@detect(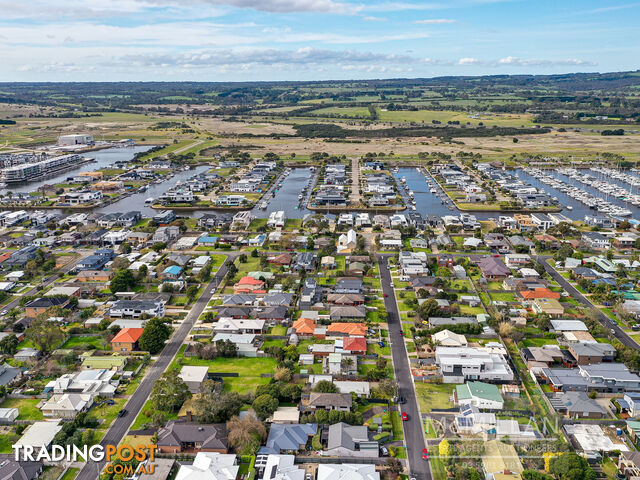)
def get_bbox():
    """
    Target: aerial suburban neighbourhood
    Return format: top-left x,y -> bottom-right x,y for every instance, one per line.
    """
2,3 -> 640,480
